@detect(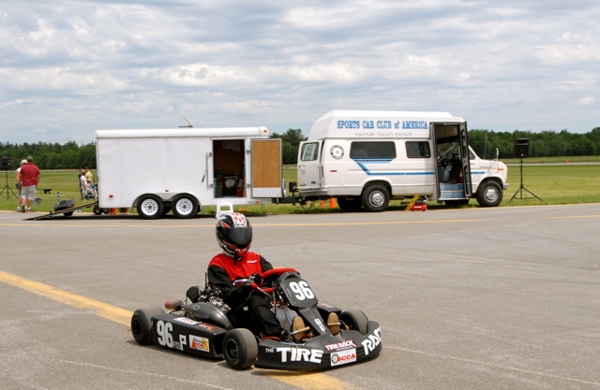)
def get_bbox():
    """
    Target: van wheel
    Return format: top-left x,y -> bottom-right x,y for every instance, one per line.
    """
137,195 -> 164,219
361,185 -> 389,212
172,196 -> 198,218
476,180 -> 503,207
337,197 -> 362,212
